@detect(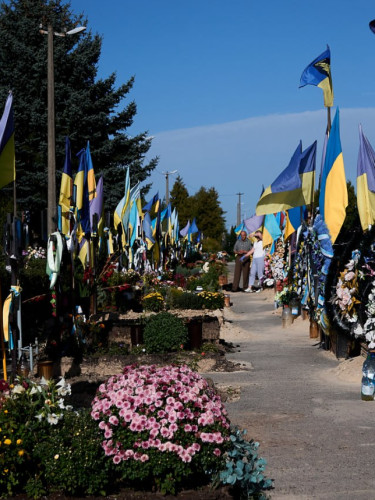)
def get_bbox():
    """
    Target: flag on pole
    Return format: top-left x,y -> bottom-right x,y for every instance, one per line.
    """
58,137 -> 73,235
357,125 -> 375,231
114,167 -> 130,230
0,92 -> 15,189
319,108 -> 347,243
143,212 -> 155,249
262,213 -> 282,250
143,192 -> 159,213
284,206 -> 305,240
300,46 -> 333,107
180,220 -> 190,237
244,214 -> 264,234
256,141 -> 316,215
89,176 -> 104,236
